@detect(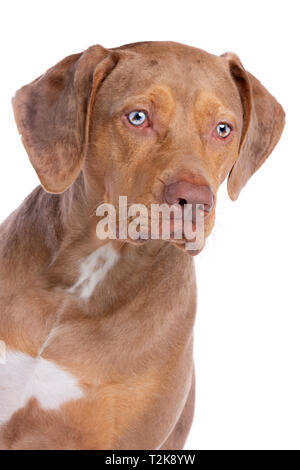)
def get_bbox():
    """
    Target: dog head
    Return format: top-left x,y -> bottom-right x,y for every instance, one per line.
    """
13,42 -> 285,253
